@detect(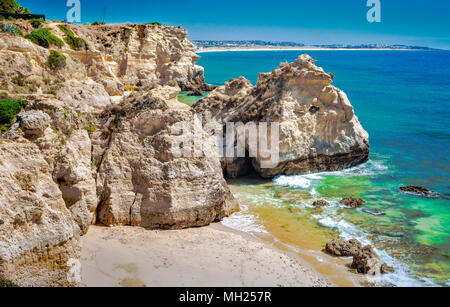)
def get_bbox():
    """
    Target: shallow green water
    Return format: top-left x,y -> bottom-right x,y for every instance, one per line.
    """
177,91 -> 208,106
